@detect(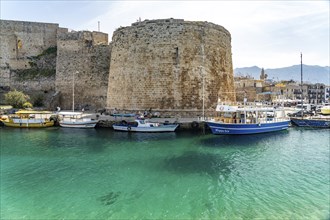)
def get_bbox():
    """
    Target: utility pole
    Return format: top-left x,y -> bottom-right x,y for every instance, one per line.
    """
98,21 -> 100,32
